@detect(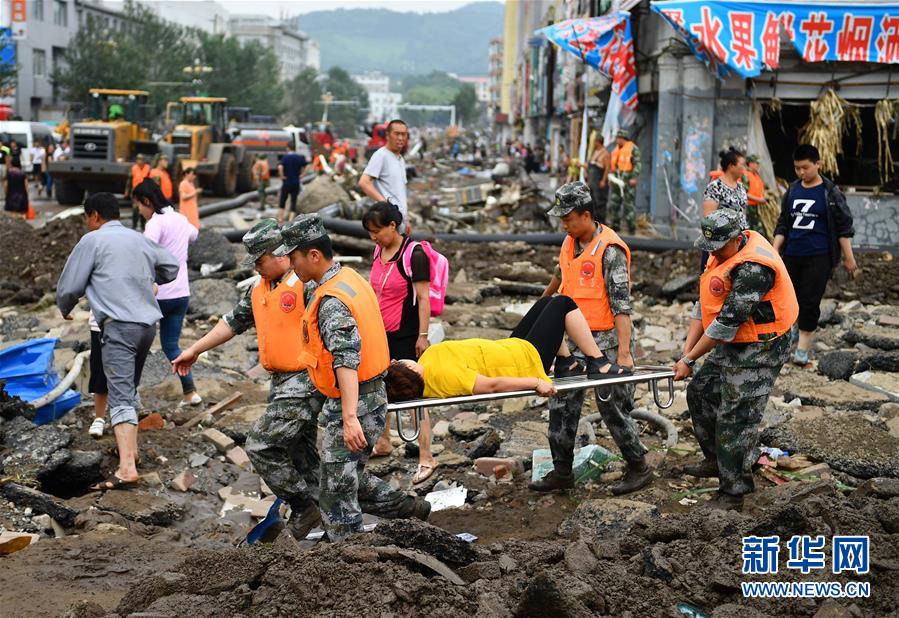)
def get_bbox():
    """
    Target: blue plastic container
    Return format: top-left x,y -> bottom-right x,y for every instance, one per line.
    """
0,338 -> 81,425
